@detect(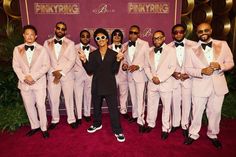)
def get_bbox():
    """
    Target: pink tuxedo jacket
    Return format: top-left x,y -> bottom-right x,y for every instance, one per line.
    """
74,43 -> 96,80
123,38 -> 149,83
168,39 -> 197,89
43,37 -> 76,82
108,44 -> 128,83
12,42 -> 50,91
144,44 -> 176,92
185,39 -> 234,97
